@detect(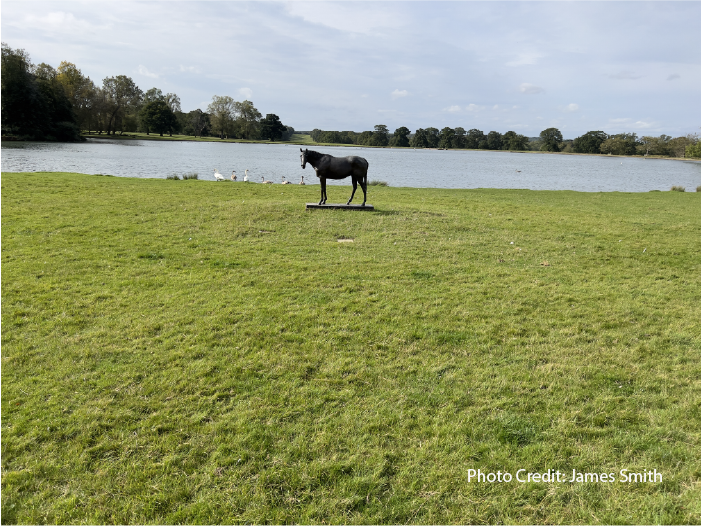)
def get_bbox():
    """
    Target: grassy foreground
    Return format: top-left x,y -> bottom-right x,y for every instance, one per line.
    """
2,173 -> 700,524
